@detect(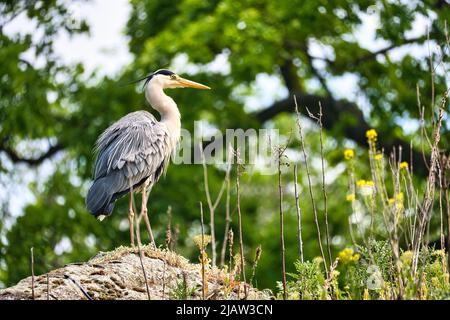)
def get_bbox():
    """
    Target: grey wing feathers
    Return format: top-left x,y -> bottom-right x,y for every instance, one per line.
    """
94,111 -> 171,190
